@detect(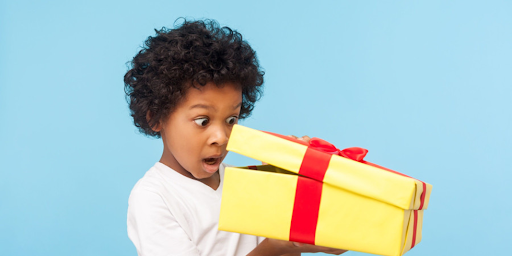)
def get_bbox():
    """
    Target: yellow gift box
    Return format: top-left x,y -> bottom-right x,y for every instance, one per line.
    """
219,125 -> 432,256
